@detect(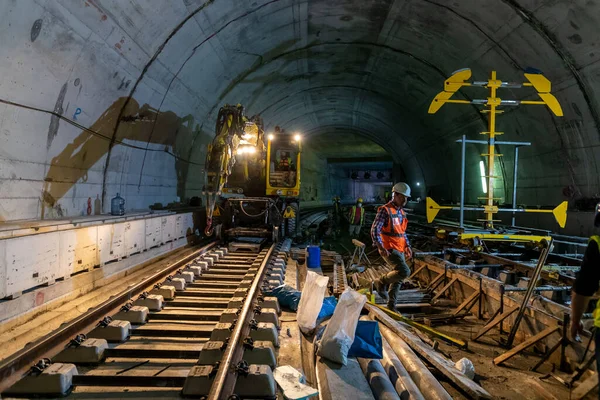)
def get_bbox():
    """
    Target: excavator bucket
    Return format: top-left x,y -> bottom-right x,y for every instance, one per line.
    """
426,197 -> 441,223
552,201 -> 568,228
